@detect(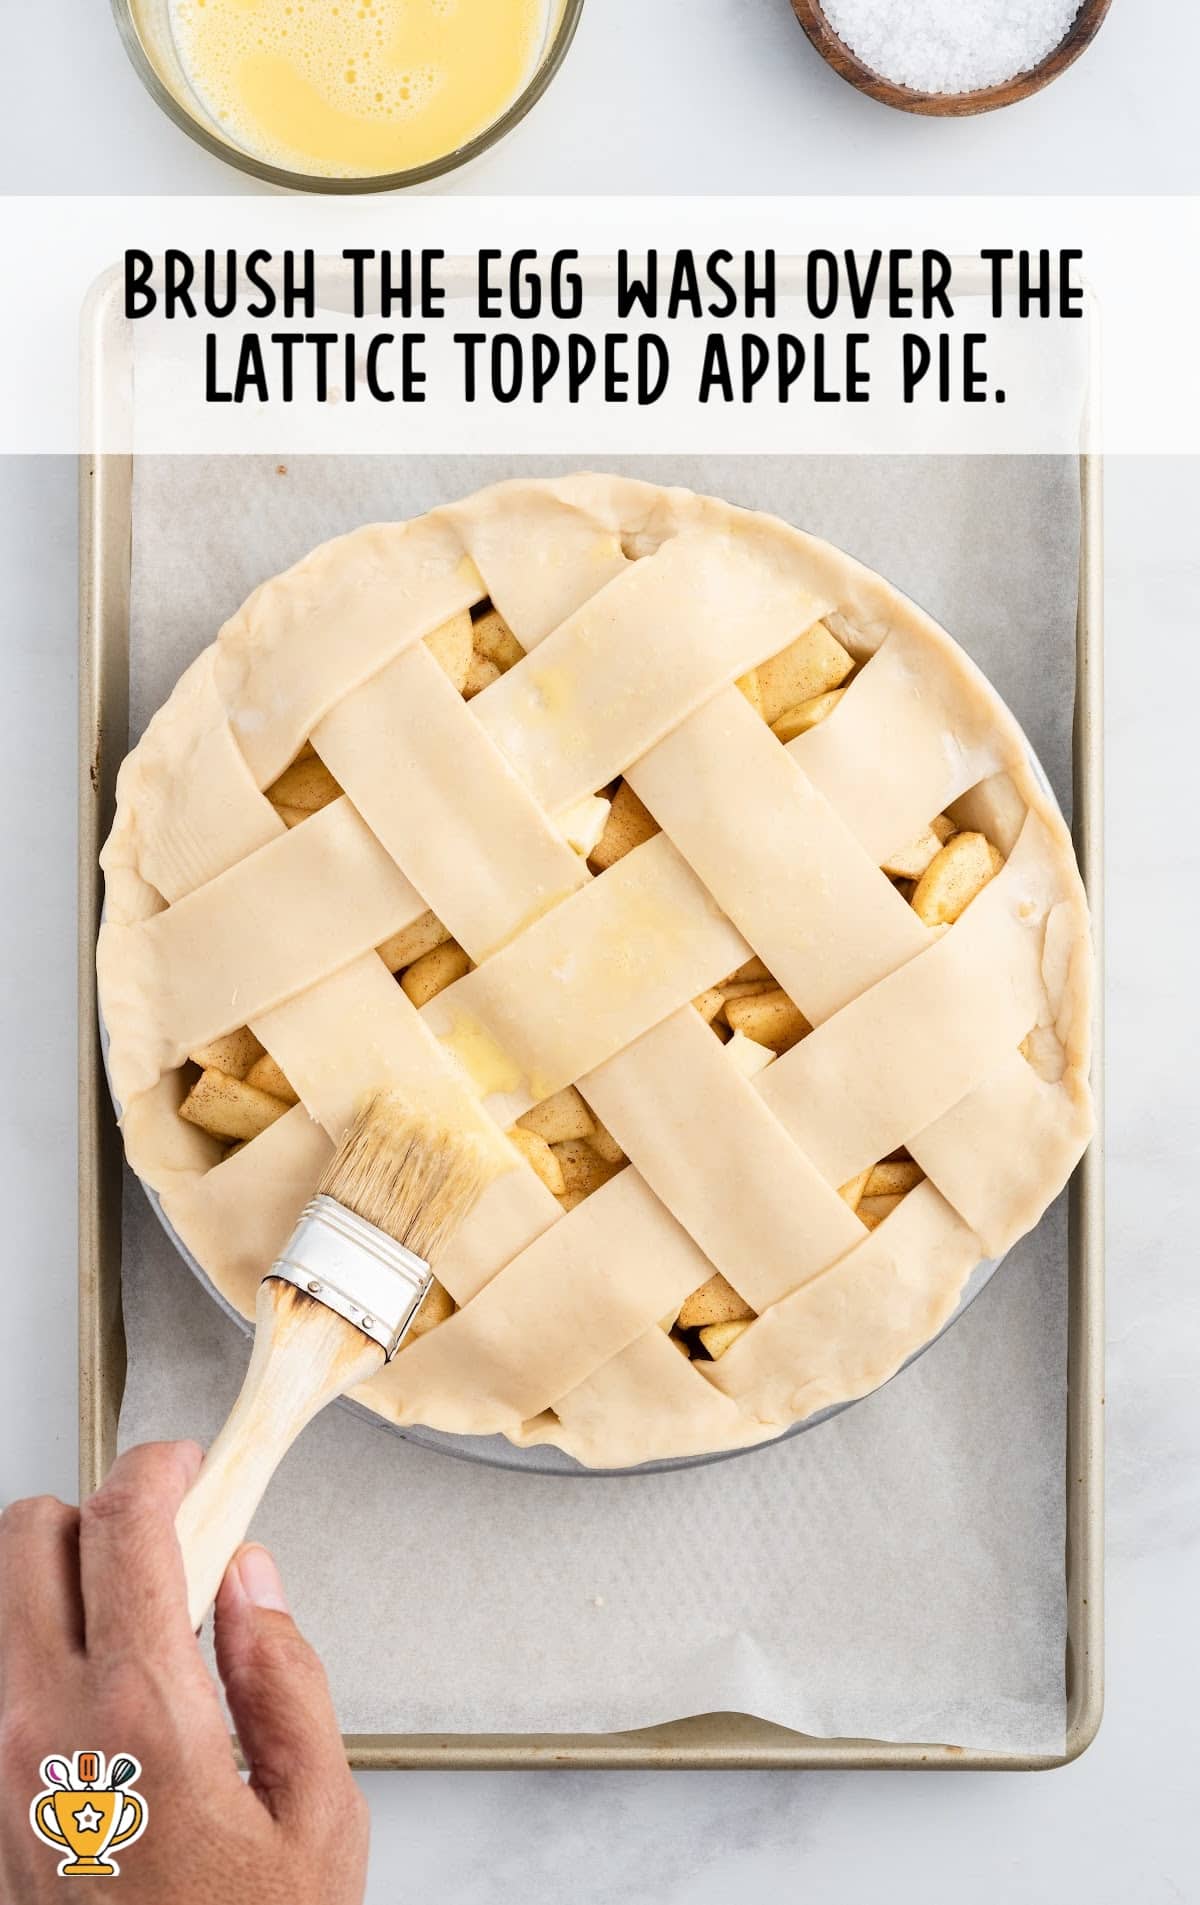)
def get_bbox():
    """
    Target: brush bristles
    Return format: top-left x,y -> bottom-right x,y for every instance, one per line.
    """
319,1094 -> 492,1266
